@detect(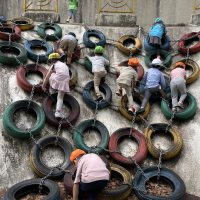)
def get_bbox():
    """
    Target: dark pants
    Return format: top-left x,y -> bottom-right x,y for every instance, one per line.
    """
78,180 -> 108,200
